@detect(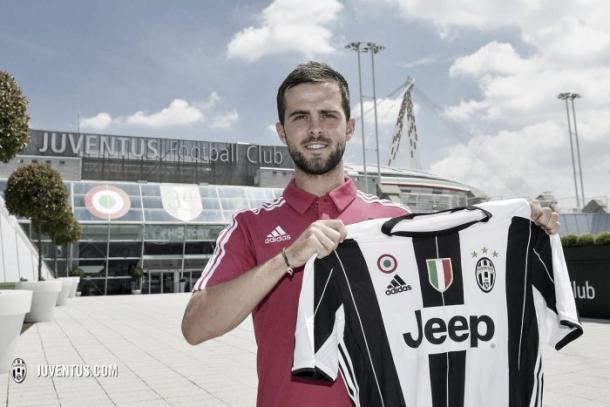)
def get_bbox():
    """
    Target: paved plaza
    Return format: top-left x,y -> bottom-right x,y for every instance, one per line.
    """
1,293 -> 608,407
